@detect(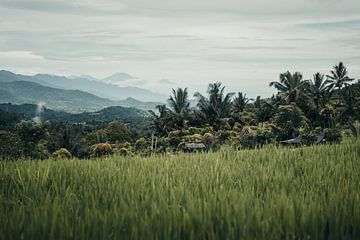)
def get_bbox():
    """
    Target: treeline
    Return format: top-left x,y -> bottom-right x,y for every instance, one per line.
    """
148,62 -> 359,151
0,62 -> 359,159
